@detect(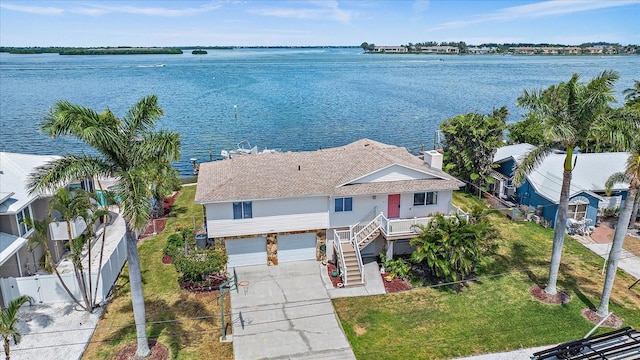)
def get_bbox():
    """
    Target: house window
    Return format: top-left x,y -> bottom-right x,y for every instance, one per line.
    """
413,192 -> 437,206
16,205 -> 33,237
568,203 -> 588,220
233,202 -> 252,219
335,197 -> 353,212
